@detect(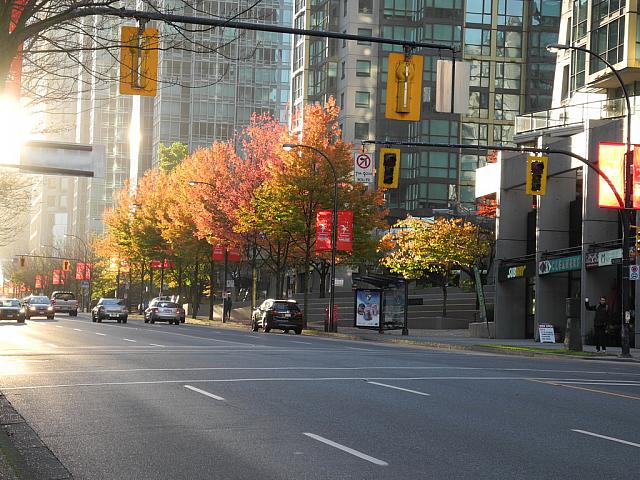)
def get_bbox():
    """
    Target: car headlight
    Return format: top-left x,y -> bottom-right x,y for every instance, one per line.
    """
19,308 -> 25,313
47,306 -> 54,311
29,306 -> 36,311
